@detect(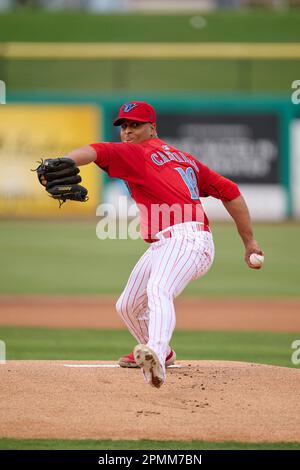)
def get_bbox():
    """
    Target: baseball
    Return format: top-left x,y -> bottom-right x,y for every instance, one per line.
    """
249,253 -> 264,267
